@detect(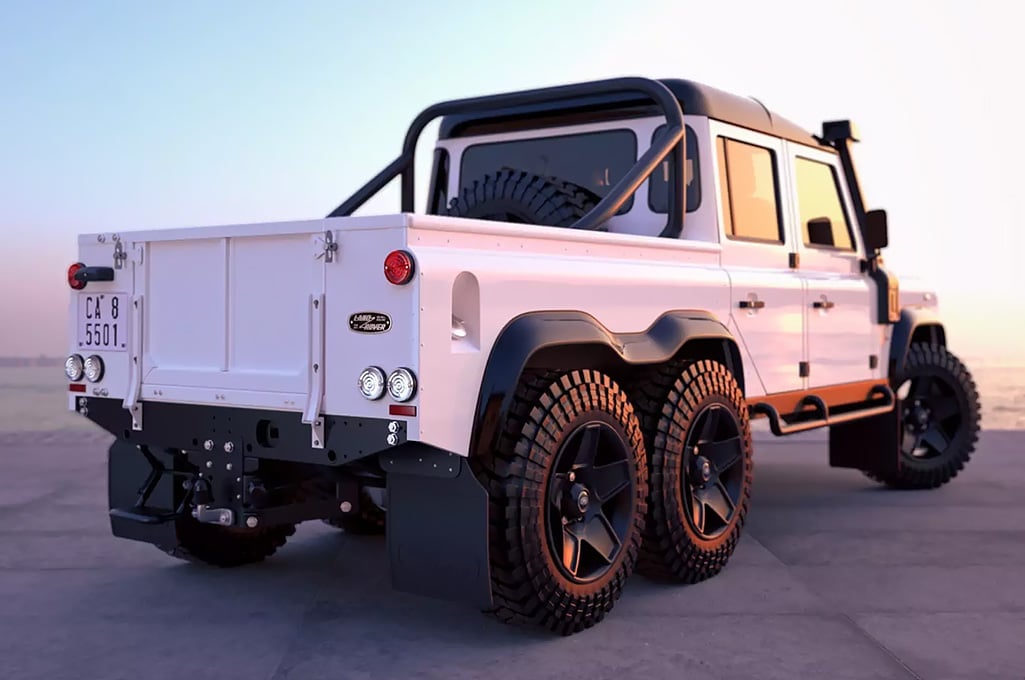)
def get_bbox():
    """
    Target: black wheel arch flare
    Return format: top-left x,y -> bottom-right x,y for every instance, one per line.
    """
467,310 -> 743,459
888,307 -> 947,382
